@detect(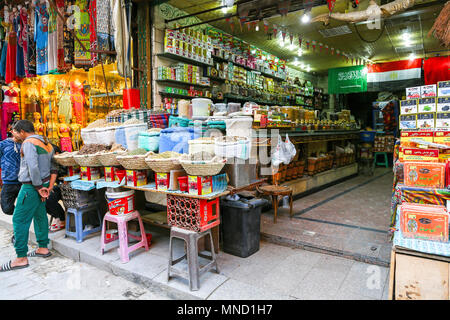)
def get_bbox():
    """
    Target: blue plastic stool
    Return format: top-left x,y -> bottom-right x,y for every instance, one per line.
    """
65,202 -> 103,243
373,152 -> 389,168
